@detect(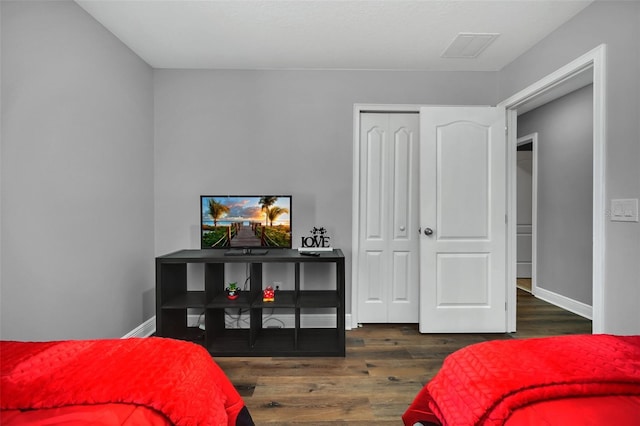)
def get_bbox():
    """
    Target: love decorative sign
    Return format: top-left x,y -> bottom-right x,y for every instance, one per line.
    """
300,226 -> 331,249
